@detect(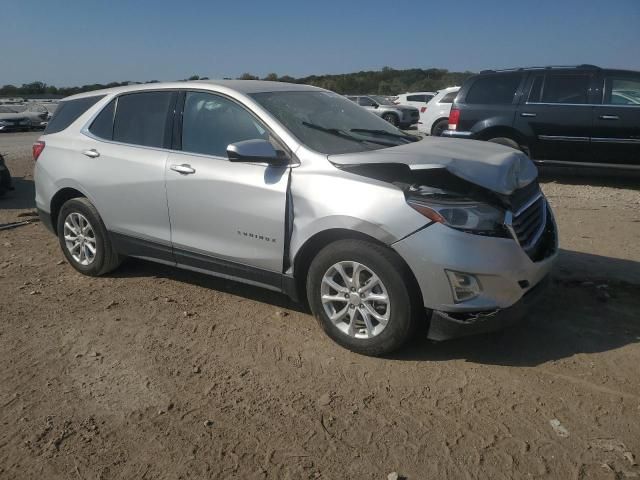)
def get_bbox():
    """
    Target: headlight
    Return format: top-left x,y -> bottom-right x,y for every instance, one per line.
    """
407,198 -> 507,236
